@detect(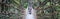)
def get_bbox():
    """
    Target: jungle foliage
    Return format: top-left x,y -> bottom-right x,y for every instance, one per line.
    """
0,0 -> 60,19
